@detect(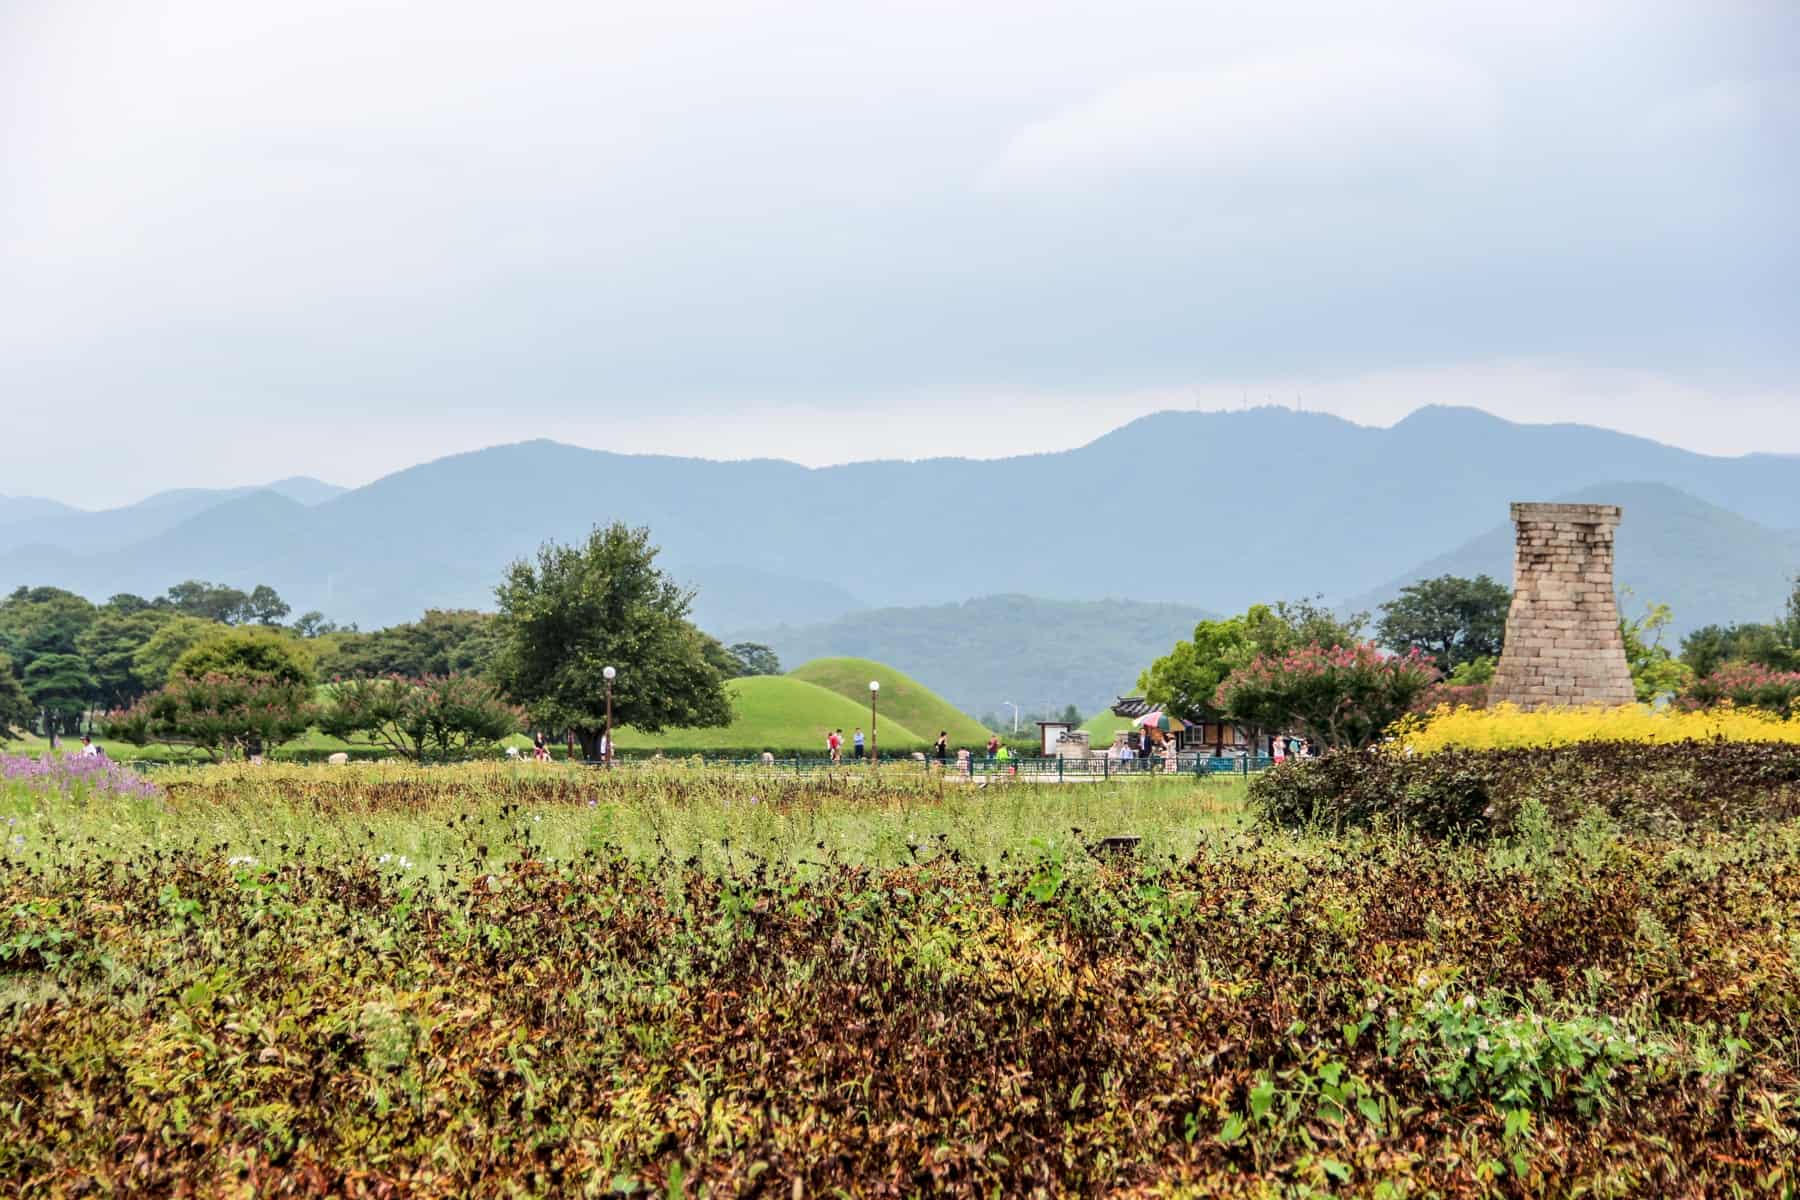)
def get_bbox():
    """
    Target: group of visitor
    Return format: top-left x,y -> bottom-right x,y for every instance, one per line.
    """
825,728 -> 868,762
